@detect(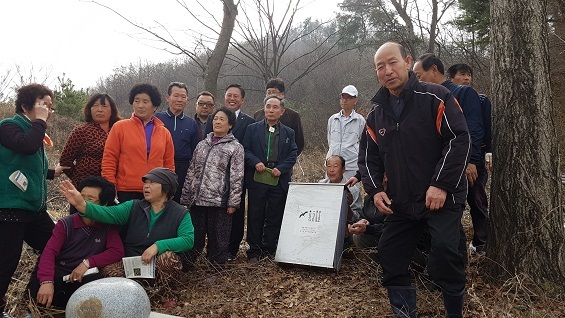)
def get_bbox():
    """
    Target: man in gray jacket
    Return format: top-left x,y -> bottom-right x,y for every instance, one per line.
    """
326,85 -> 366,180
